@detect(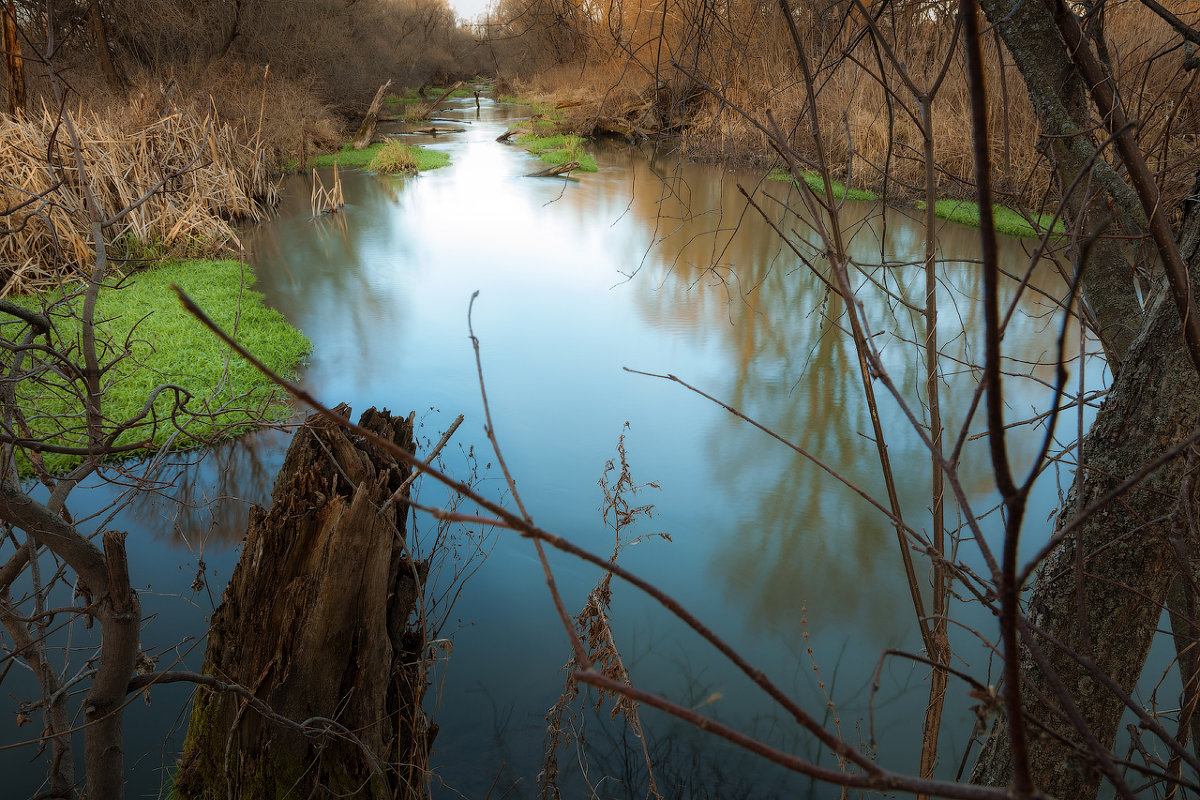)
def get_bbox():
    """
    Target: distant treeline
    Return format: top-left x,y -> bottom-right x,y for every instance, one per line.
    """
480,0 -> 1199,209
3,0 -> 487,164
